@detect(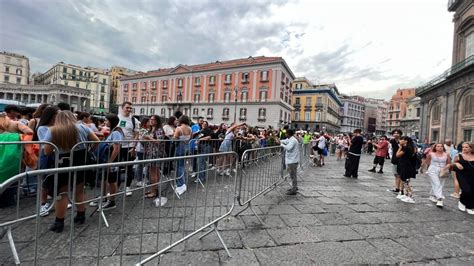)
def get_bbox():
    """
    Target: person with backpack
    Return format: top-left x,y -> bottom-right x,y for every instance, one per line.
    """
43,111 -> 99,233
90,114 -> 124,210
118,102 -> 140,196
